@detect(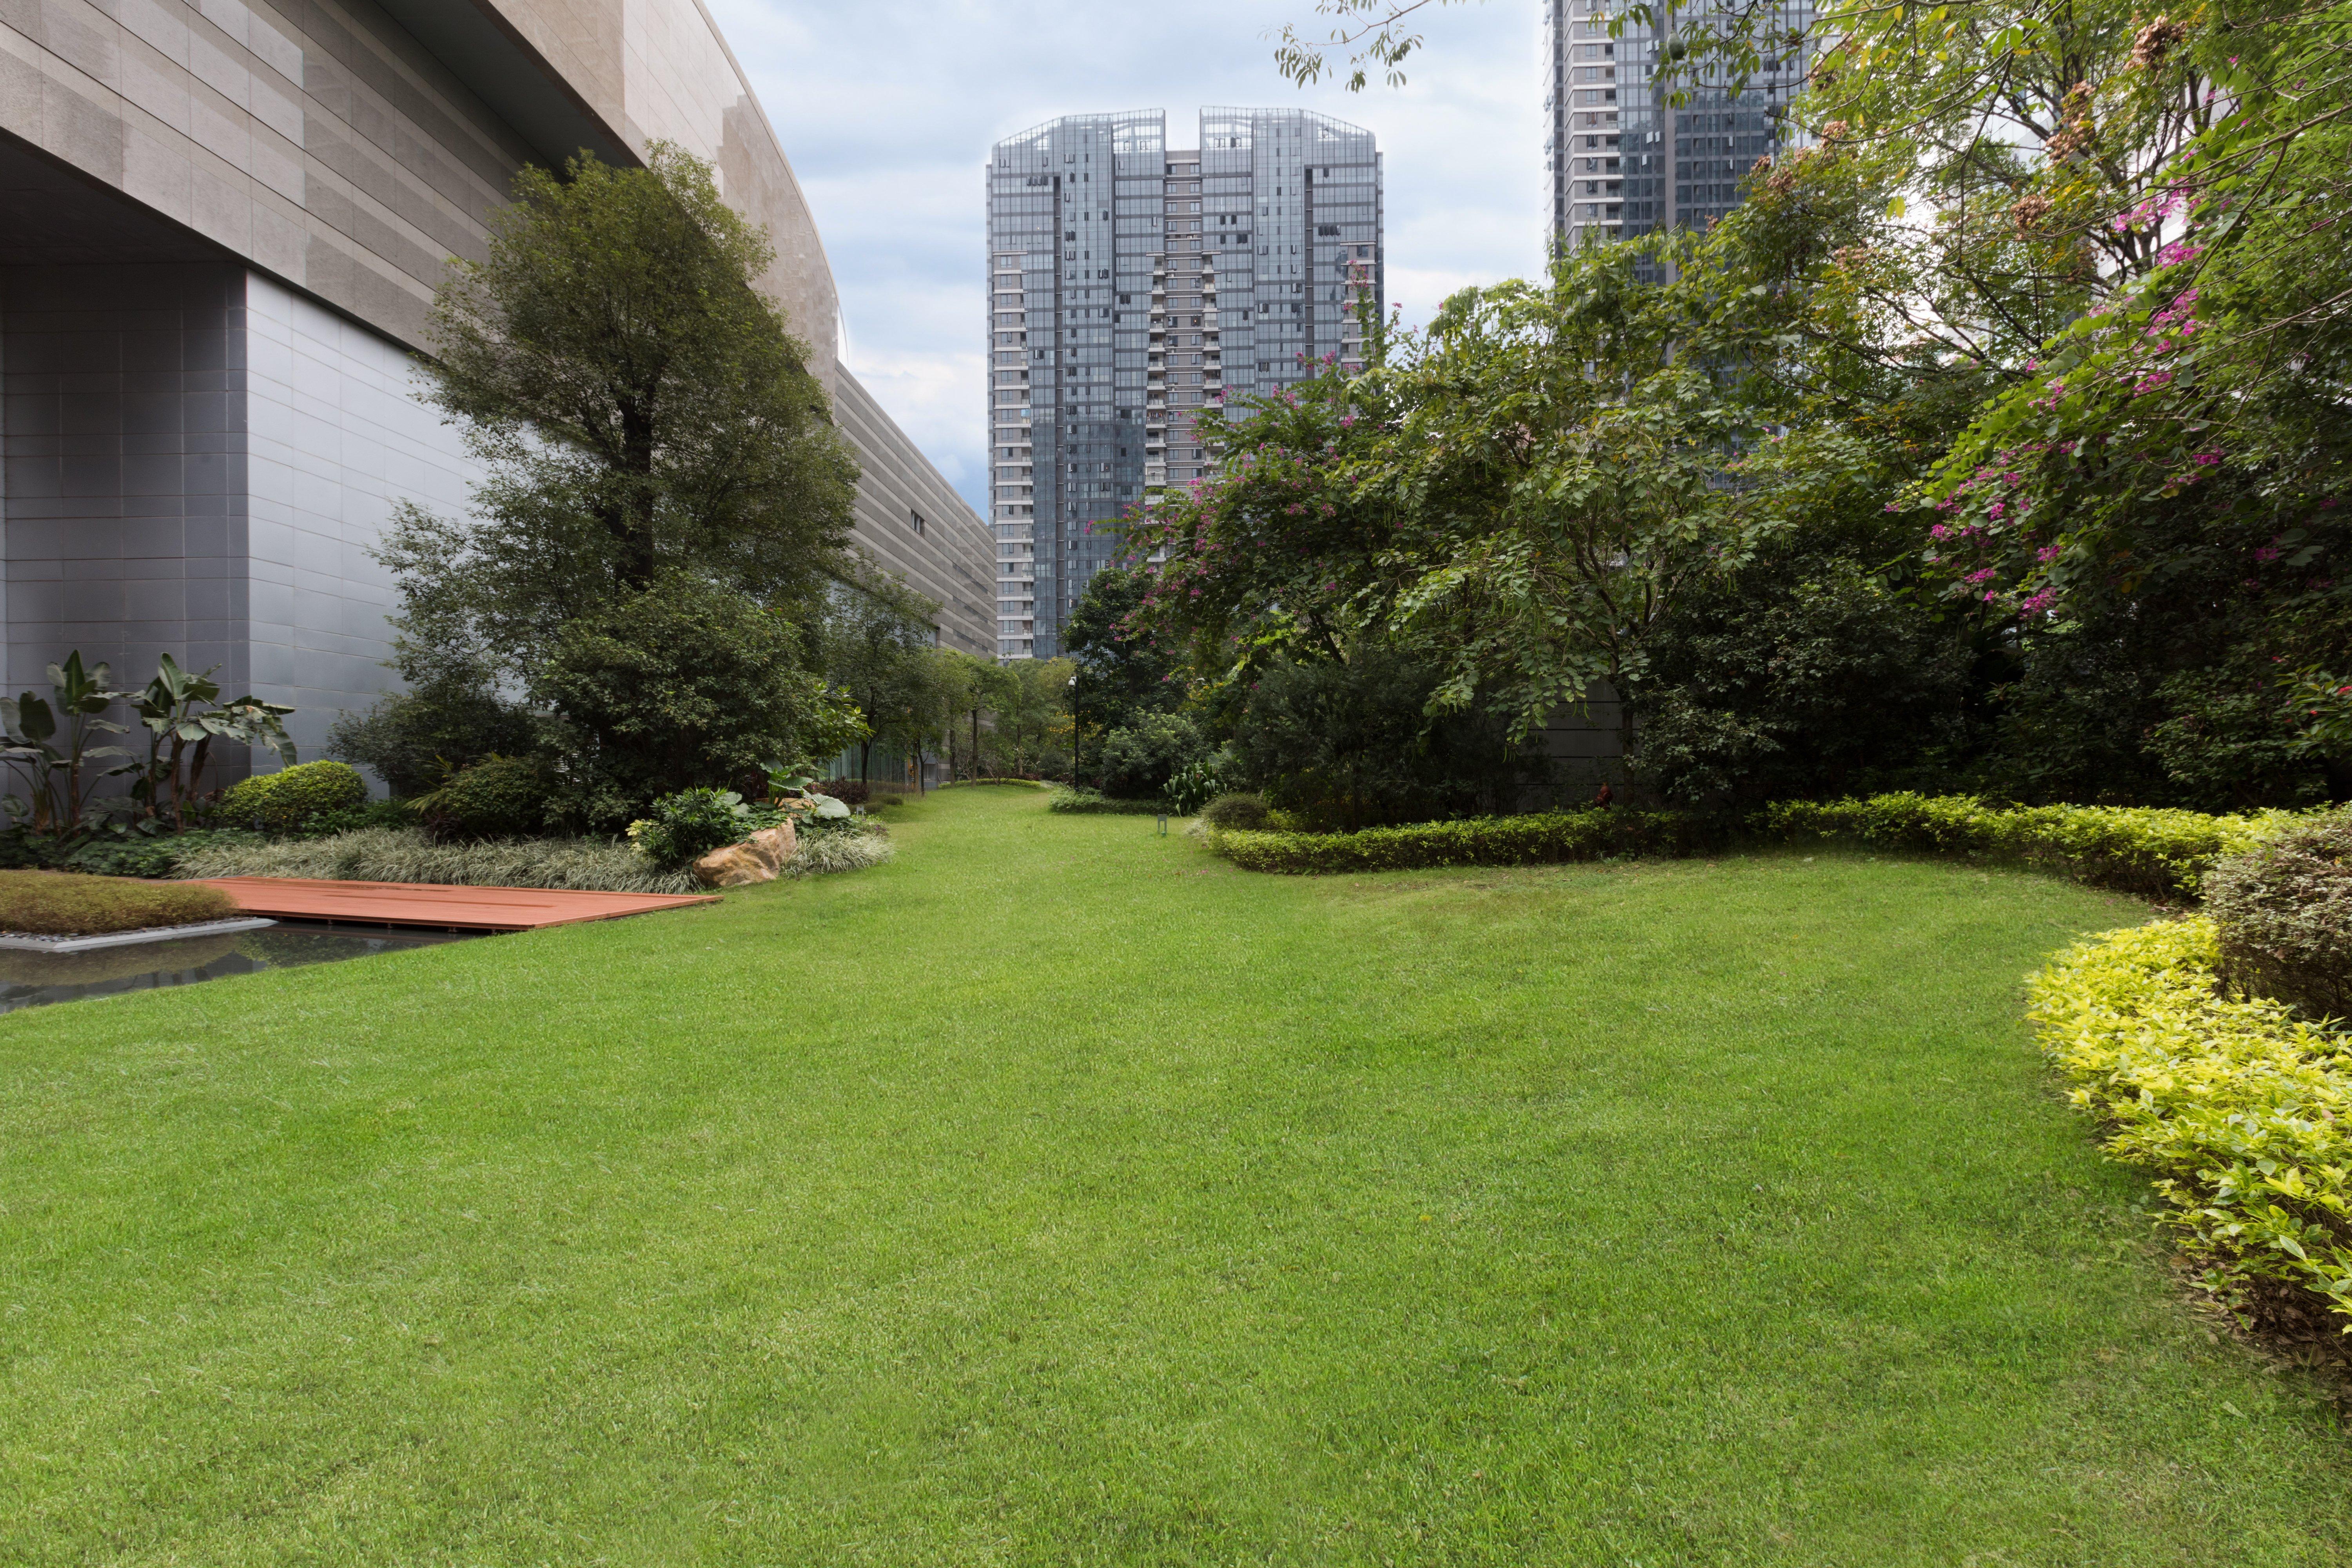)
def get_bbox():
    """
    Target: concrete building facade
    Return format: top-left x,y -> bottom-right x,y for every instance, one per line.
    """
985,107 -> 1381,659
0,0 -> 991,771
